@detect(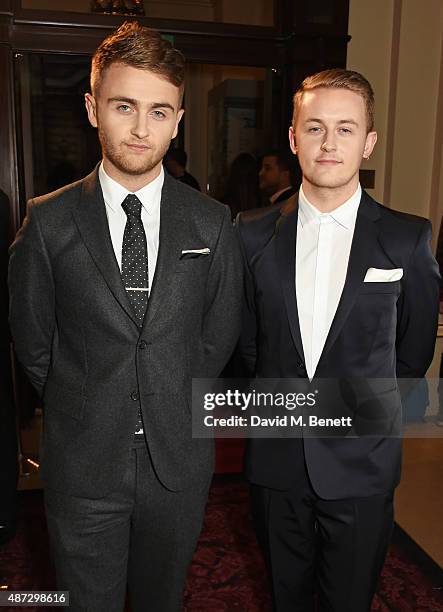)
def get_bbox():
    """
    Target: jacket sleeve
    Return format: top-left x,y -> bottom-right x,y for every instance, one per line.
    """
200,205 -> 243,378
396,219 -> 440,382
8,201 -> 55,397
235,213 -> 258,377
